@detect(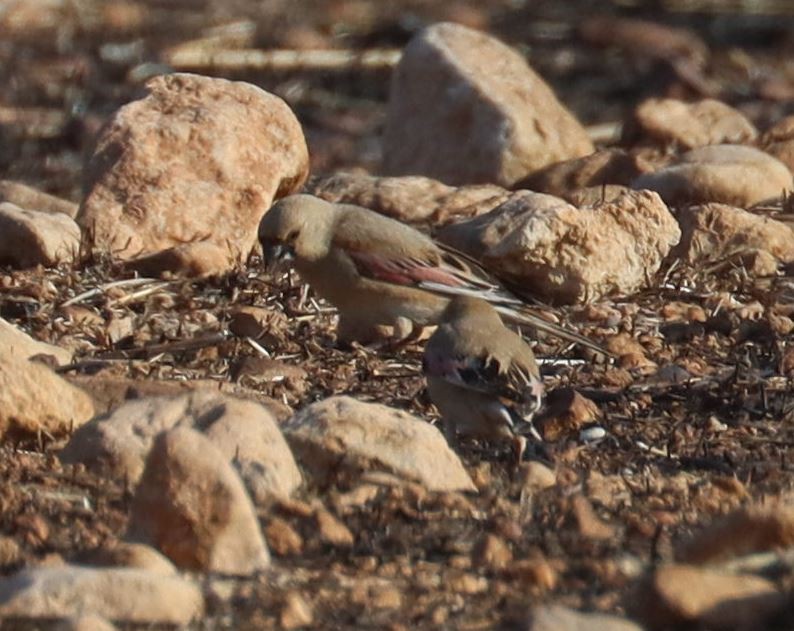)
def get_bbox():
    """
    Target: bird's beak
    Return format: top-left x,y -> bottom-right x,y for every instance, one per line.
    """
262,242 -> 295,272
